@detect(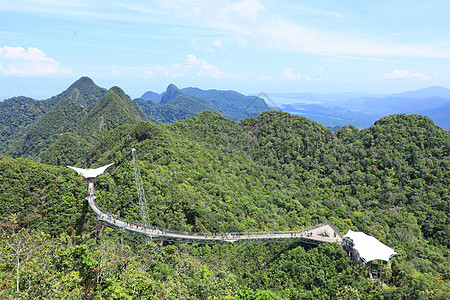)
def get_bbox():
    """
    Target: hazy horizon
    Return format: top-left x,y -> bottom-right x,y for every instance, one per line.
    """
1,1 -> 450,100
1,76 -> 449,104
